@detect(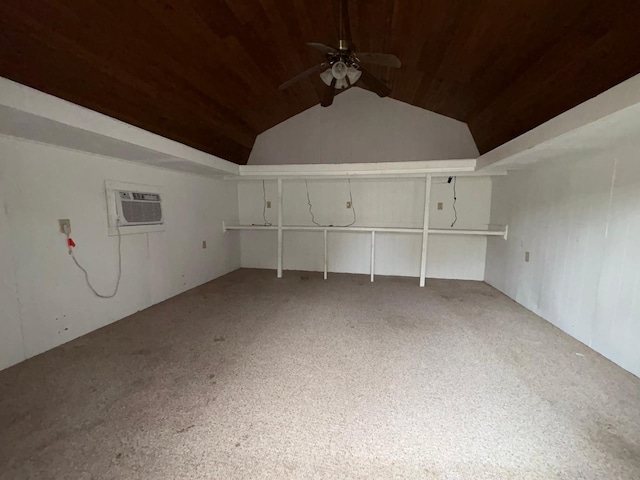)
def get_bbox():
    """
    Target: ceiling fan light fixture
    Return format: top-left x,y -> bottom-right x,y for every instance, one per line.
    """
278,0 -> 400,102
346,66 -> 362,84
331,61 -> 348,80
320,64 -> 362,89
320,69 -> 334,87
